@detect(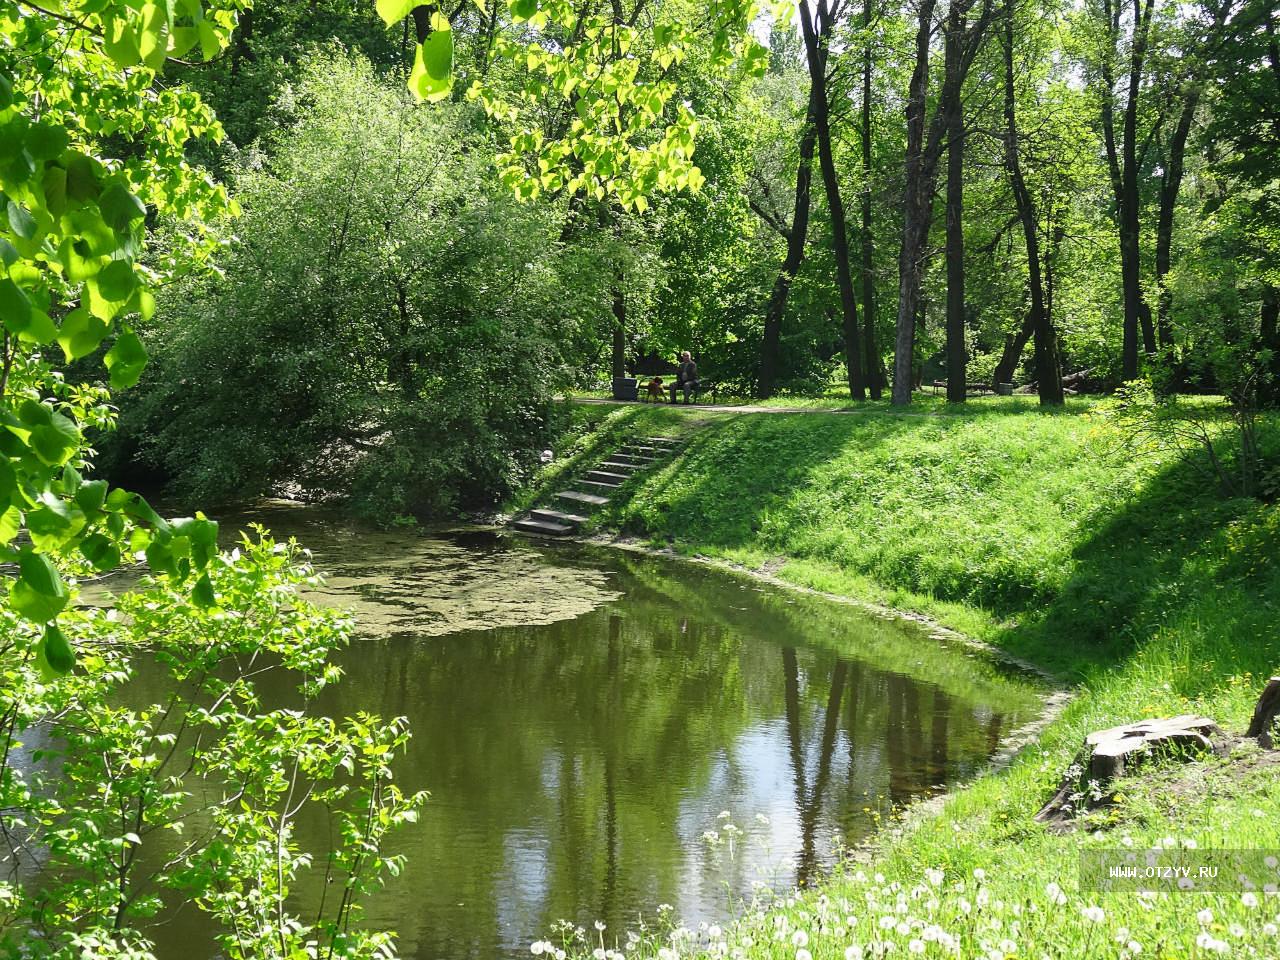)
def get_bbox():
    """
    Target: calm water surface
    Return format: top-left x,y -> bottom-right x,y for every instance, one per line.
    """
145,503 -> 1041,960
